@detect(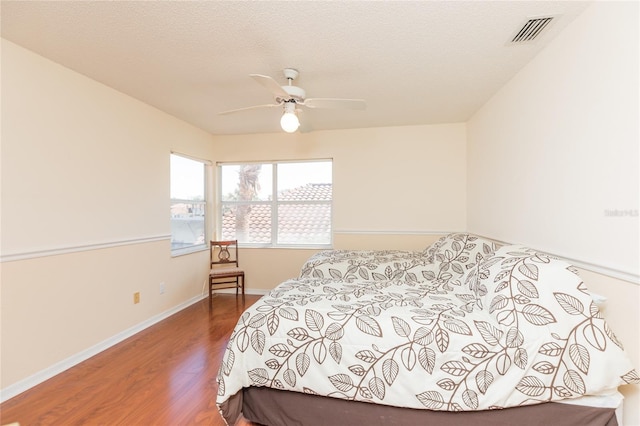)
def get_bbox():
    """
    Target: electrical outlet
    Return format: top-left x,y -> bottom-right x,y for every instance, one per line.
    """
159,282 -> 166,294
133,292 -> 140,304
